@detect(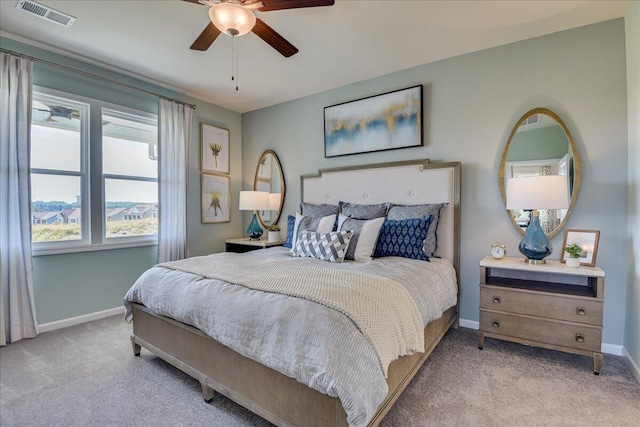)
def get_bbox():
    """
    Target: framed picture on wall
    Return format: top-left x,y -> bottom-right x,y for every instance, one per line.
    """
257,154 -> 272,179
201,173 -> 230,223
201,123 -> 230,174
255,179 -> 272,221
560,229 -> 600,266
324,85 -> 423,158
